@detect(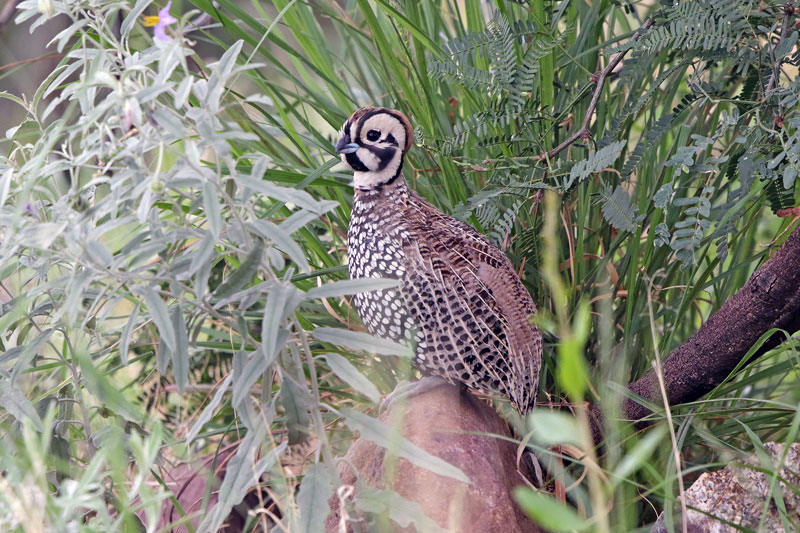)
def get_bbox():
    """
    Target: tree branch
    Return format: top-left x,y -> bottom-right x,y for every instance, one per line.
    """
590,223 -> 800,443
765,3 -> 795,98
535,19 -> 655,162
